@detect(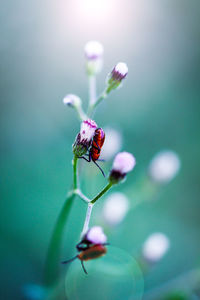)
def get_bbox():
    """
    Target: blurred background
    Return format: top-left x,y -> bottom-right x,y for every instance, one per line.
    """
0,0 -> 200,299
